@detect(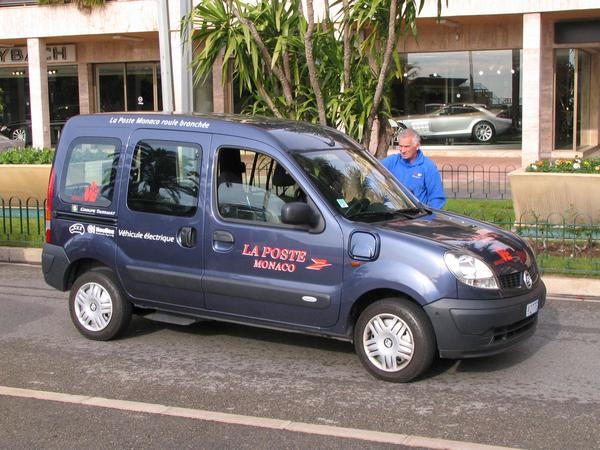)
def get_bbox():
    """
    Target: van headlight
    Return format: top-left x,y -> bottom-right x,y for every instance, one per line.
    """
444,251 -> 498,289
